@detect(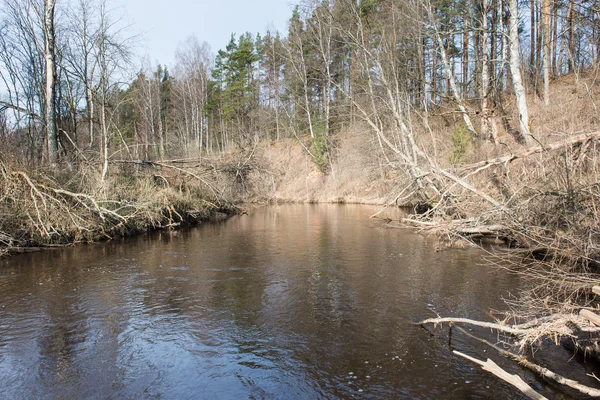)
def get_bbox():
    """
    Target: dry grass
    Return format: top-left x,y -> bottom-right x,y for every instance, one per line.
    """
0,157 -> 238,255
244,125 -> 407,205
